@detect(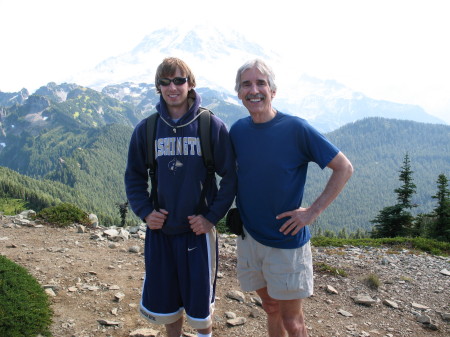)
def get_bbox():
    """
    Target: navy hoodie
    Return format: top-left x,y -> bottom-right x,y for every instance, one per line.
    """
124,90 -> 237,235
